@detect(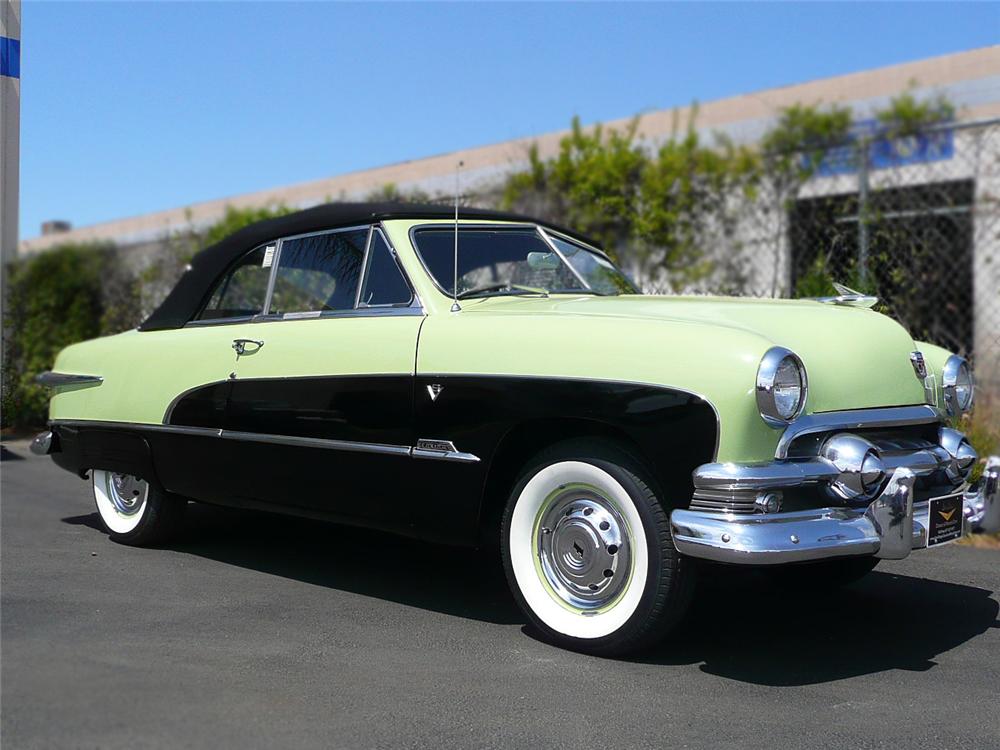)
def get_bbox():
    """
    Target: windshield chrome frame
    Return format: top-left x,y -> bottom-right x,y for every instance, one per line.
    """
408,222 -> 629,300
